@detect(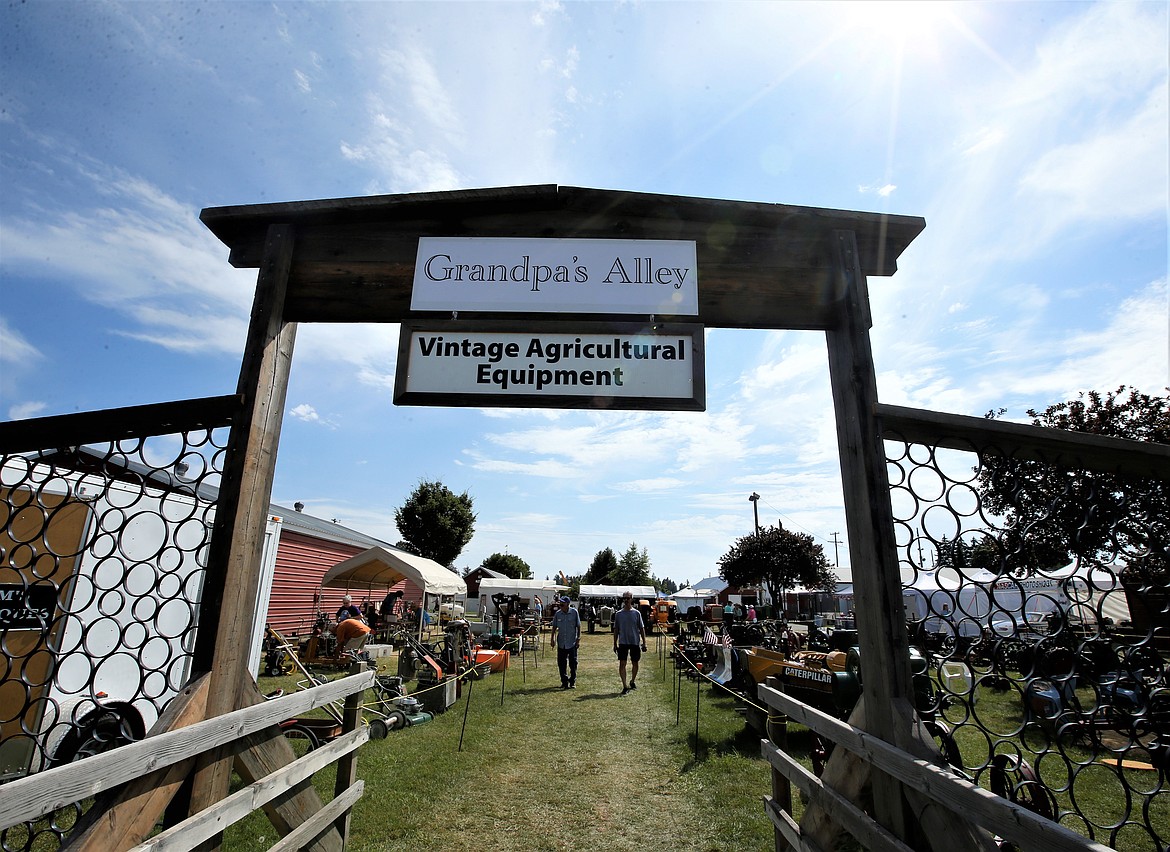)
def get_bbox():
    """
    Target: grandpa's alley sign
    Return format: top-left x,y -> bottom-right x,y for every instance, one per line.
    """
395,322 -> 705,411
411,237 -> 699,316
